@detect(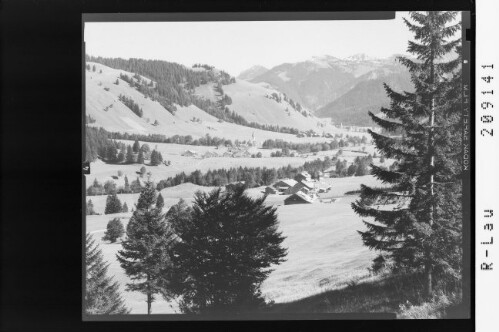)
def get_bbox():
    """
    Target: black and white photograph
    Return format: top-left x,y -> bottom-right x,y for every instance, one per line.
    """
83,11 -> 471,319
